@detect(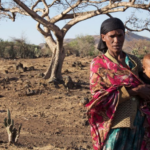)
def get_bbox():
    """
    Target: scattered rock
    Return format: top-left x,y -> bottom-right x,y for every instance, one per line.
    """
80,97 -> 89,105
28,74 -> 33,78
39,112 -> 45,118
73,52 -> 80,57
0,110 -> 6,113
72,61 -> 84,68
86,145 -> 91,149
4,77 -> 9,82
0,85 -> 5,89
18,88 -> 40,97
2,70 -> 8,74
66,50 -> 72,56
15,62 -> 25,72
75,79 -> 82,89
0,77 -> 9,84
63,76 -> 74,89
33,114 -> 38,117
24,67 -> 28,71
77,66 -> 83,70
55,129 -> 61,134
18,90 -> 26,96
7,65 -> 13,70
63,69 -> 71,74
48,81 -> 60,89
36,73 -> 44,78
72,62 -> 76,67
24,83 -> 31,88
27,146 -> 33,149
15,62 -> 34,72
82,120 -> 89,126
45,105 -> 51,109
27,66 -> 34,71
17,79 -> 23,83
26,89 -> 38,96
15,62 -> 23,70
79,147 -> 86,150
0,140 -> 3,144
